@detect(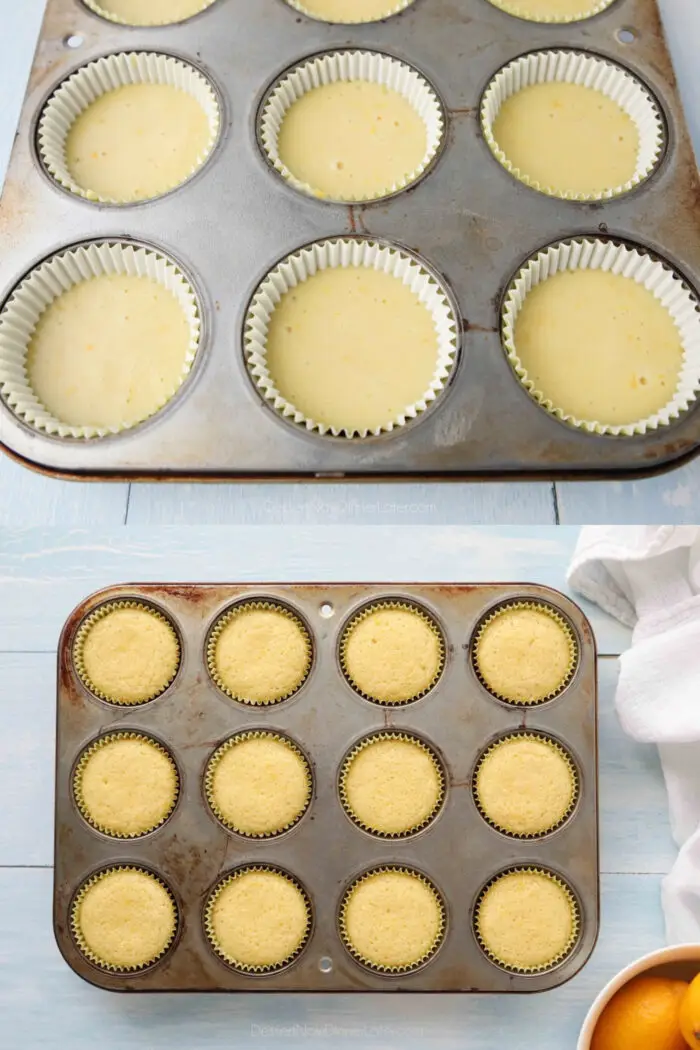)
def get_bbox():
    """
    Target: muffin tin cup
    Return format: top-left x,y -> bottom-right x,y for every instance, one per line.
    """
482,0 -> 619,24
81,0 -> 219,27
0,241 -> 201,440
37,51 -> 221,205
258,49 -> 445,203
501,237 -> 700,437
480,50 -> 665,202
282,0 -> 418,25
